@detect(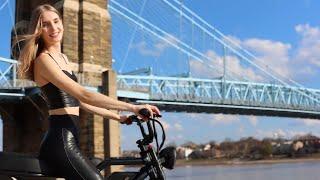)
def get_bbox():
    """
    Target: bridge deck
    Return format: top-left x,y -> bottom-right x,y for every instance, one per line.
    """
133,100 -> 320,119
